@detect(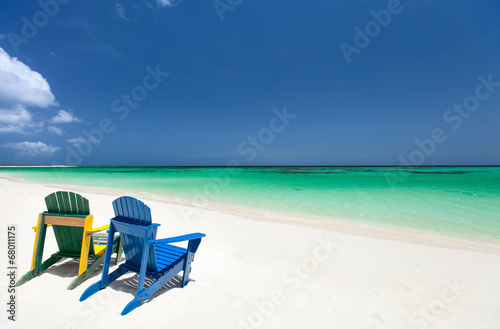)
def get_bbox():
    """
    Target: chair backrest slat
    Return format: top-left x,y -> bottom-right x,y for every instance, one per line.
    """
53,226 -> 82,255
113,196 -> 152,225
60,191 -> 70,213
69,193 -> 78,214
45,191 -> 90,215
44,191 -> 94,256
111,197 -> 157,273
45,193 -> 57,213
